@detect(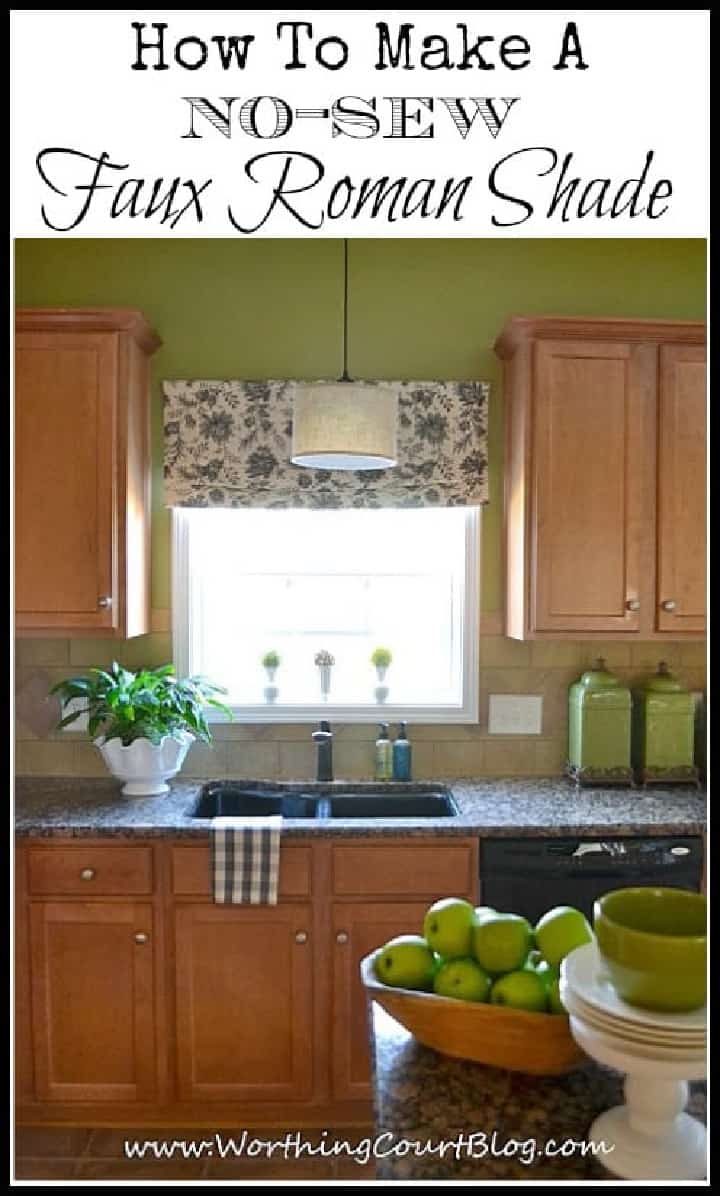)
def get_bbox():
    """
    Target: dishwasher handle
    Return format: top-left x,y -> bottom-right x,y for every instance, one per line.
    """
481,837 -> 703,874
